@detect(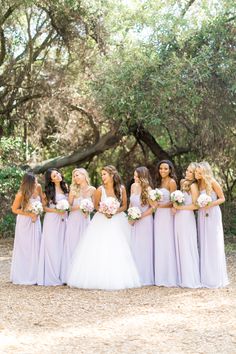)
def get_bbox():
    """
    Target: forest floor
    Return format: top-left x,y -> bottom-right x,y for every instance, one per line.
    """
0,239 -> 235,354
